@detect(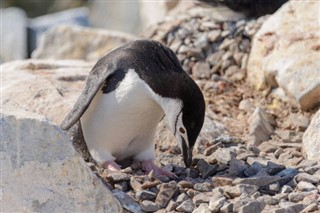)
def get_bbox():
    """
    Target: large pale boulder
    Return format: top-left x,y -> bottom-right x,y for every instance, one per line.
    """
0,7 -> 27,62
0,106 -> 123,212
32,25 -> 138,61
2,59 -> 91,124
302,109 -> 320,161
247,1 -> 320,110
